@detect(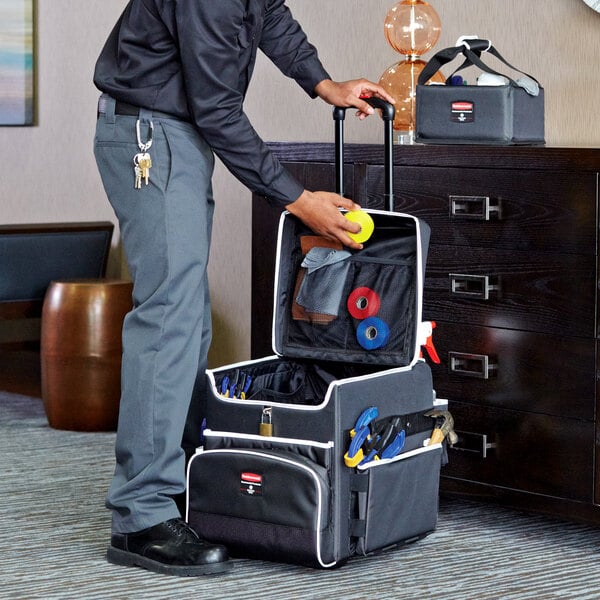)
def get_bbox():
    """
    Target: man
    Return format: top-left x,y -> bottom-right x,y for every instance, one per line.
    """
93,0 -> 394,577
